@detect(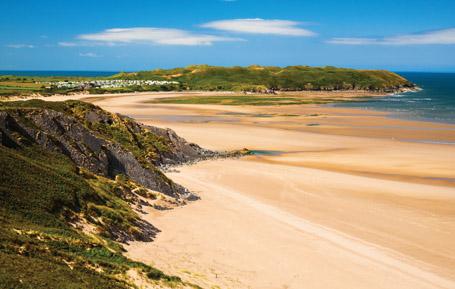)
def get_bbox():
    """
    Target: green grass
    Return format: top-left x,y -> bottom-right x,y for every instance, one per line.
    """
0,102 -> 198,288
148,94 -> 352,106
0,85 -> 40,90
0,65 -> 414,97
0,146 -> 125,288
114,65 -> 413,92
0,98 -> 89,112
0,145 -> 192,288
0,76 -> 95,97
0,74 -> 179,97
